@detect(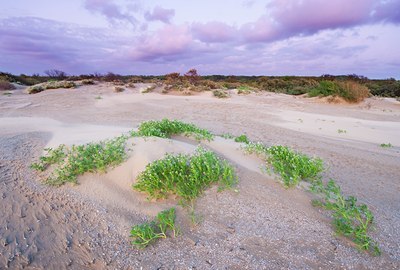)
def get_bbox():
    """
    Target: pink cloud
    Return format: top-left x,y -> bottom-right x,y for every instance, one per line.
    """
144,6 -> 175,24
192,21 -> 236,43
130,25 -> 192,61
84,0 -> 136,25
